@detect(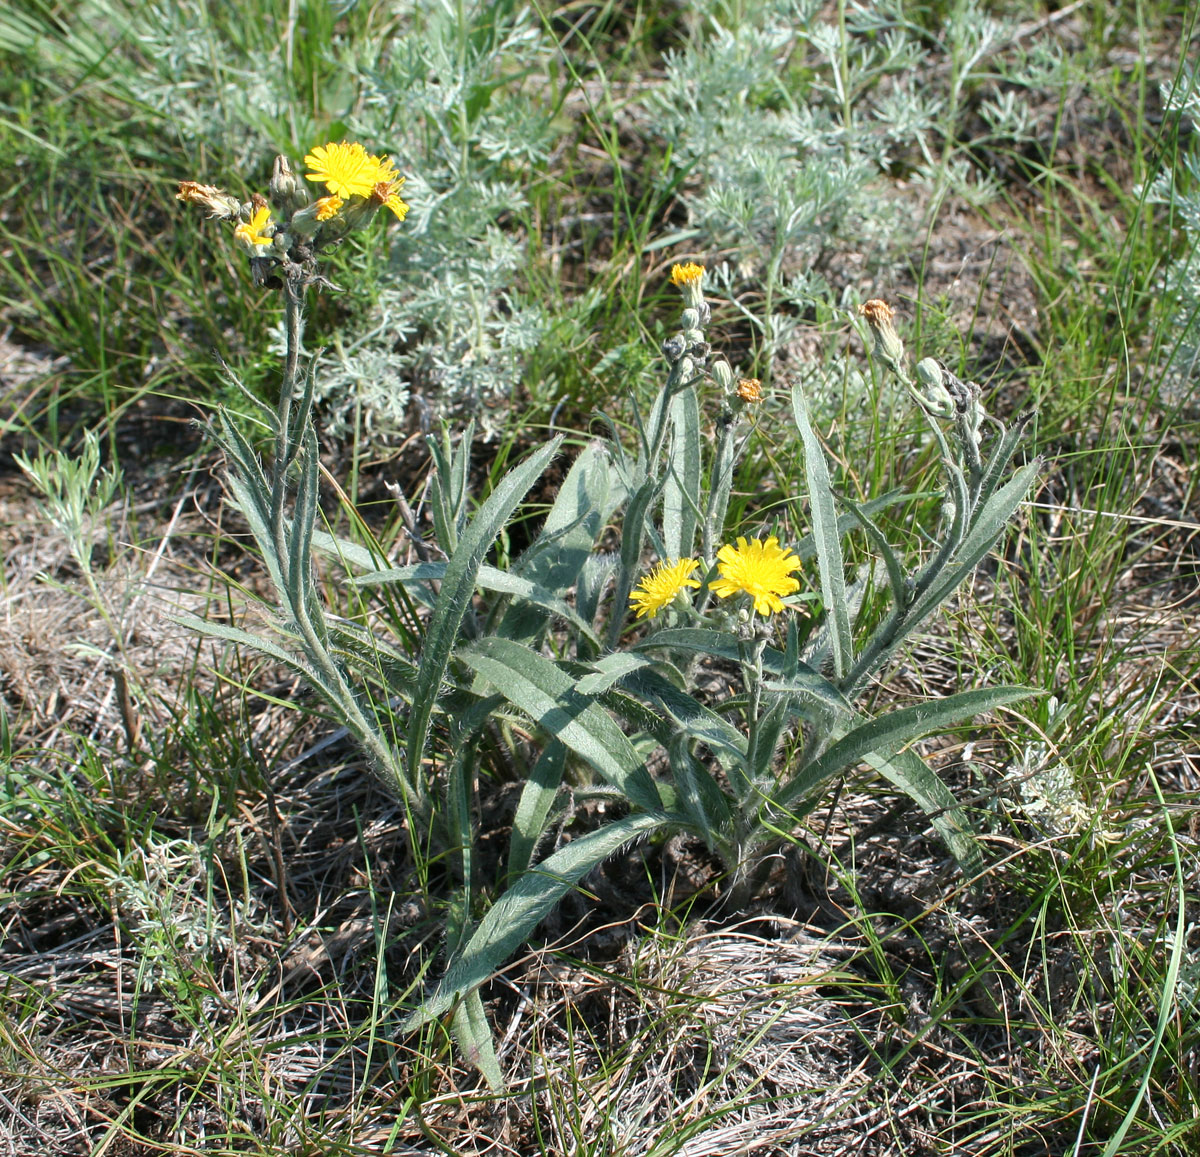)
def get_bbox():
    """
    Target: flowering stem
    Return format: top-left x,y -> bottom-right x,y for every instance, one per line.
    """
701,409 -> 738,566
739,636 -> 768,810
270,279 -> 306,583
